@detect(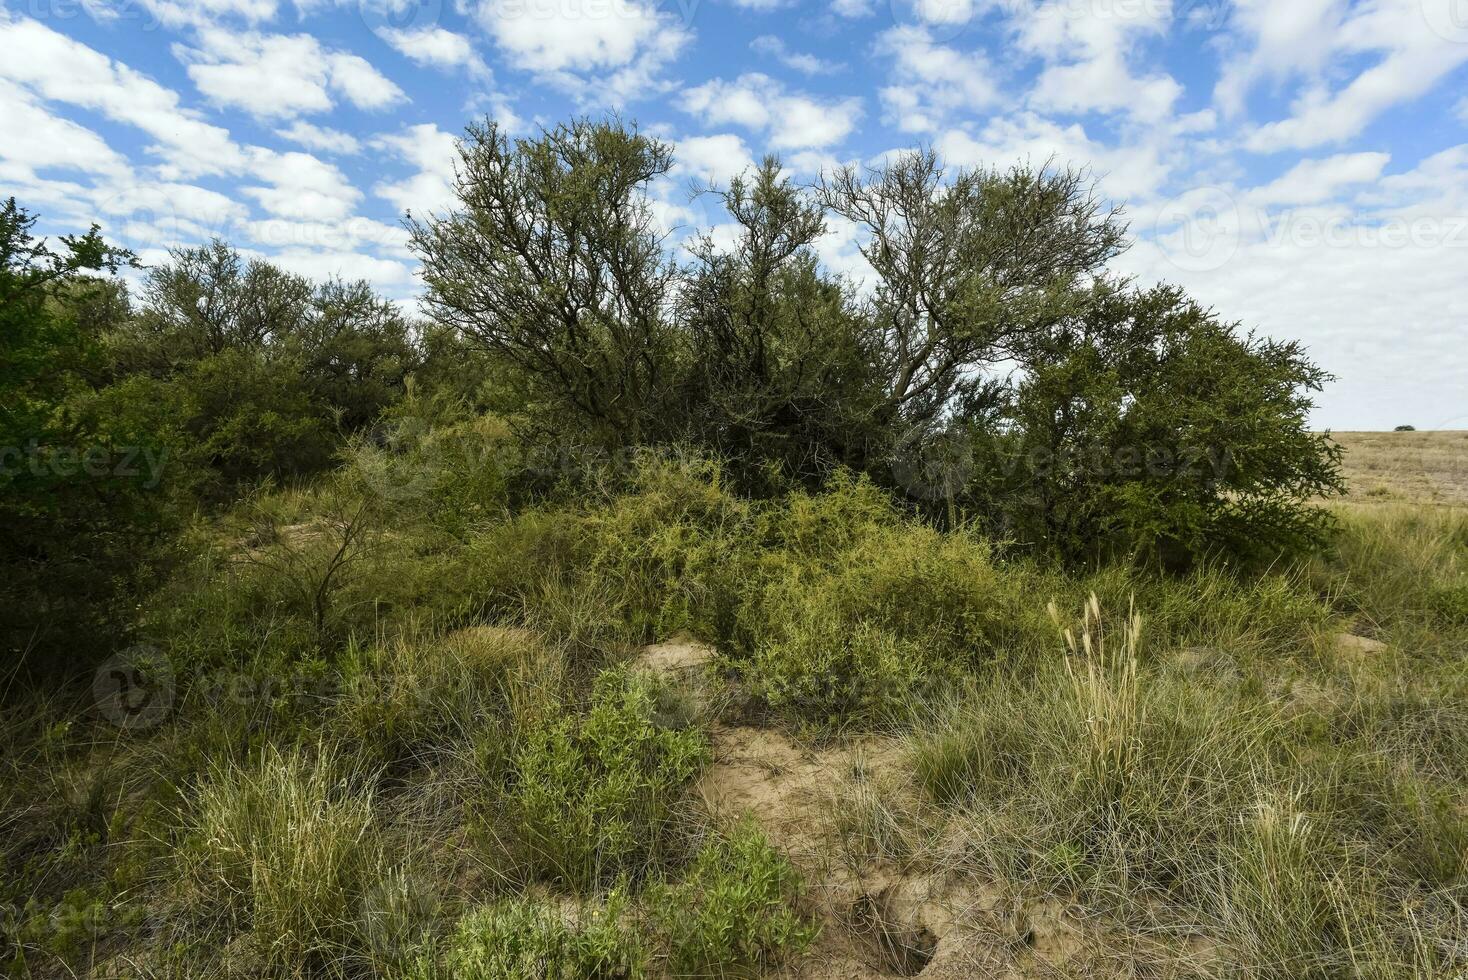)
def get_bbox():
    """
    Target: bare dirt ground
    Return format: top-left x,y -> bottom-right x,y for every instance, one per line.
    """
1333,430 -> 1468,505
634,638 -> 1195,979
